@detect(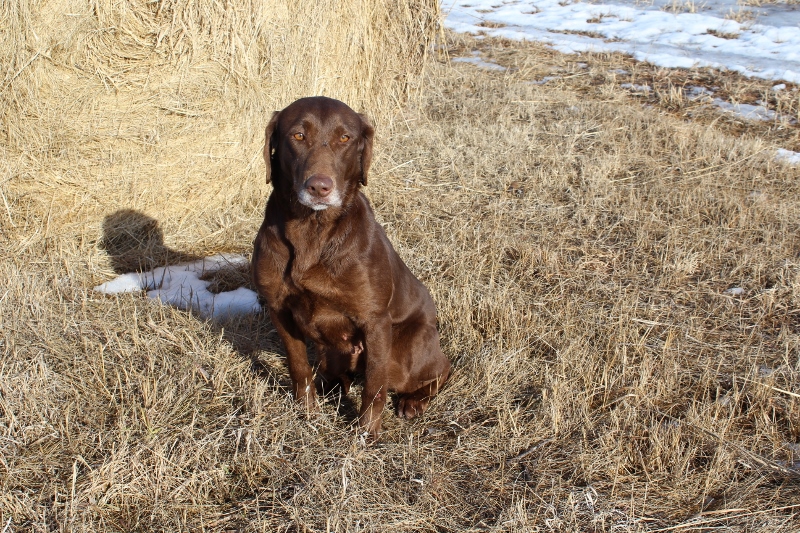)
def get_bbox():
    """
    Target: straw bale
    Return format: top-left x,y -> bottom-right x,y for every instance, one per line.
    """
1,0 -> 438,255
3,0 -> 437,112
